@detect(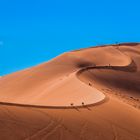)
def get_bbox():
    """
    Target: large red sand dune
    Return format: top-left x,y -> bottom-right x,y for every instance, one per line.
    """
0,43 -> 140,140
